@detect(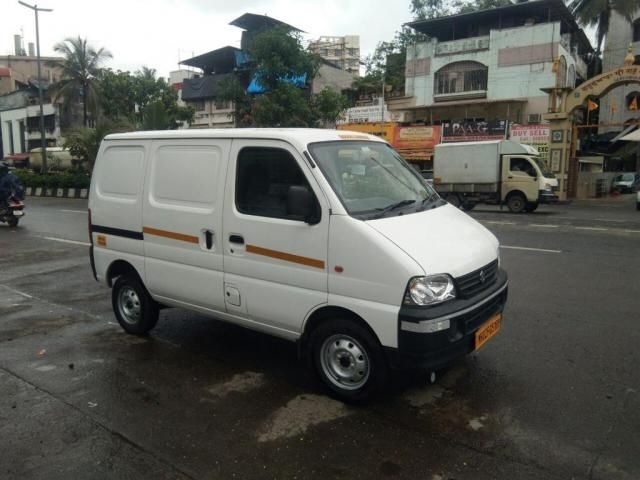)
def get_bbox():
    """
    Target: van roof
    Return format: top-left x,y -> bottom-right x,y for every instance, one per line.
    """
104,128 -> 386,147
